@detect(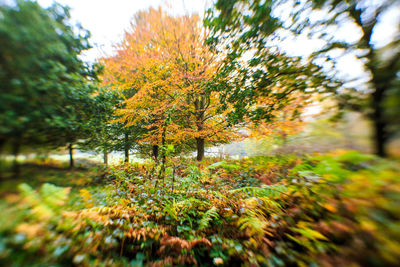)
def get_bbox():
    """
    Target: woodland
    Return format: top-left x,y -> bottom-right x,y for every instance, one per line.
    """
0,0 -> 400,266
